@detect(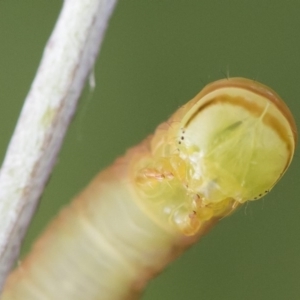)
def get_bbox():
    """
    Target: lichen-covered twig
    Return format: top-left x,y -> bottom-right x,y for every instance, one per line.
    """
0,0 -> 117,289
